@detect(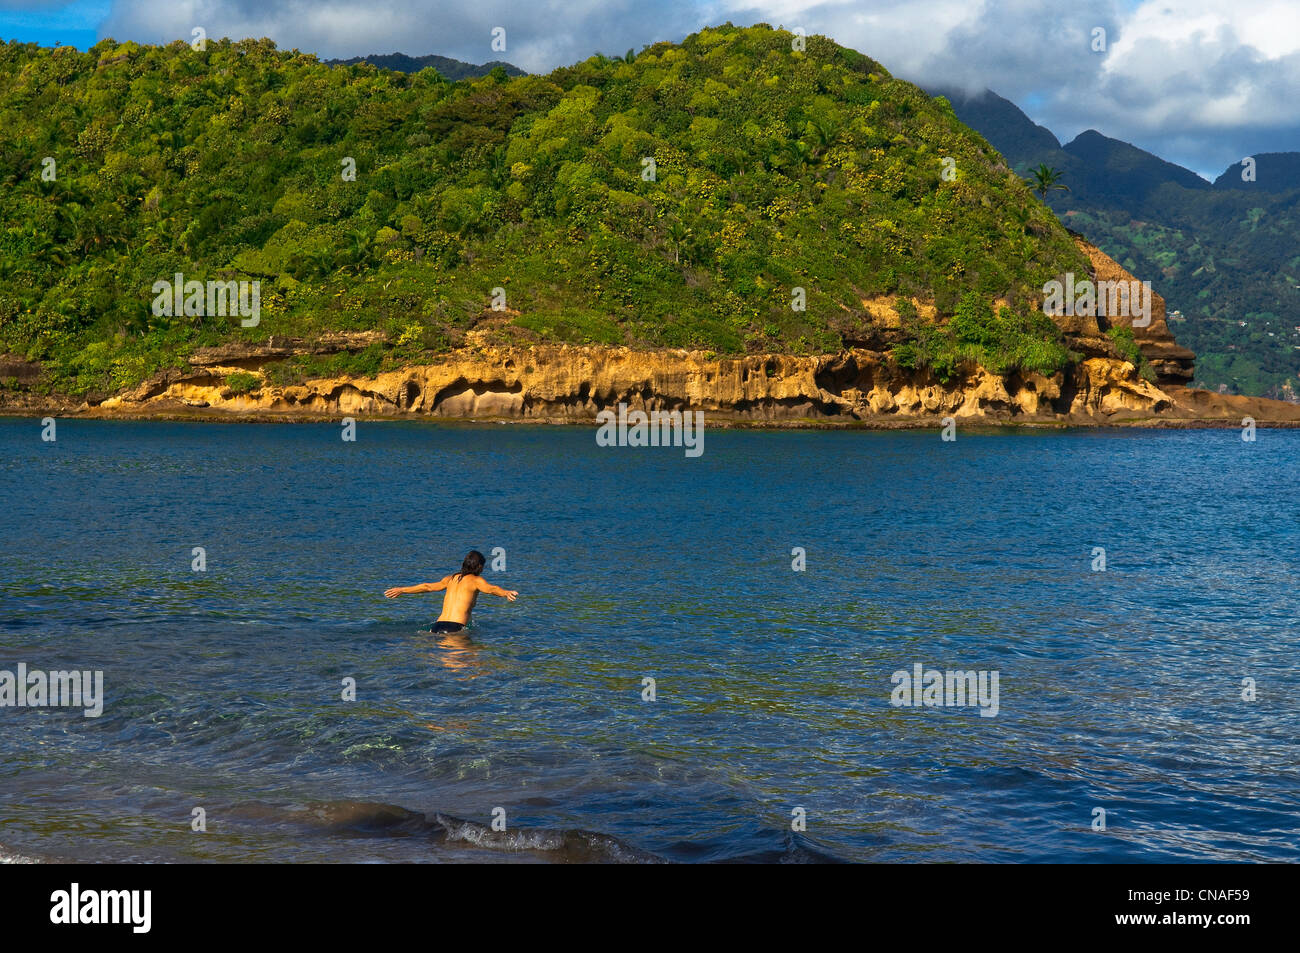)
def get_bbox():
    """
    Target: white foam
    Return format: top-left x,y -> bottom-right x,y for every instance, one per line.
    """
0,844 -> 41,864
